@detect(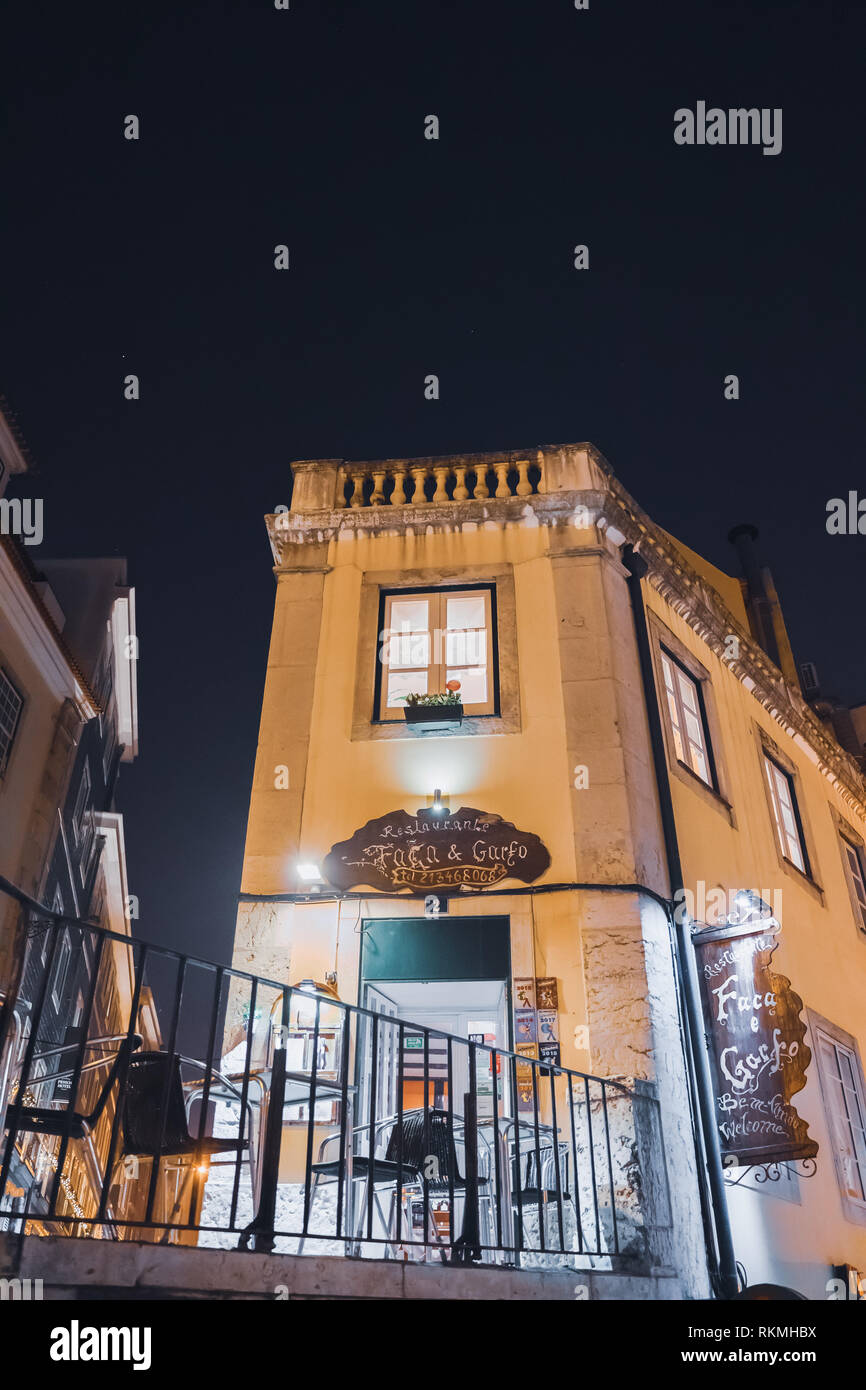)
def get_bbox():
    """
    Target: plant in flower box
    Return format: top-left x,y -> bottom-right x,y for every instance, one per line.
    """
400,680 -> 463,728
